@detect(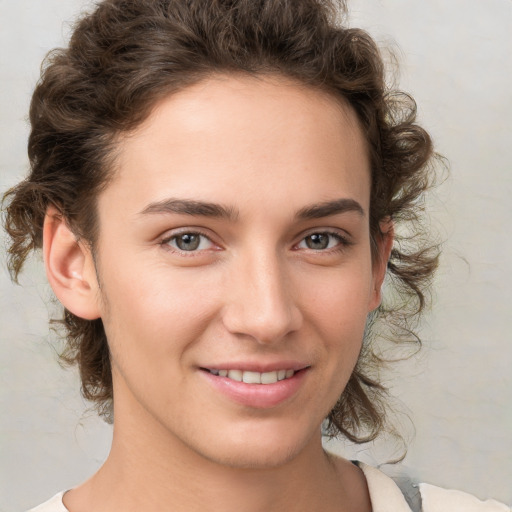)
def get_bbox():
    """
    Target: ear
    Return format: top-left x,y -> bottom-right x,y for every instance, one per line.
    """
43,205 -> 101,320
368,218 -> 394,311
